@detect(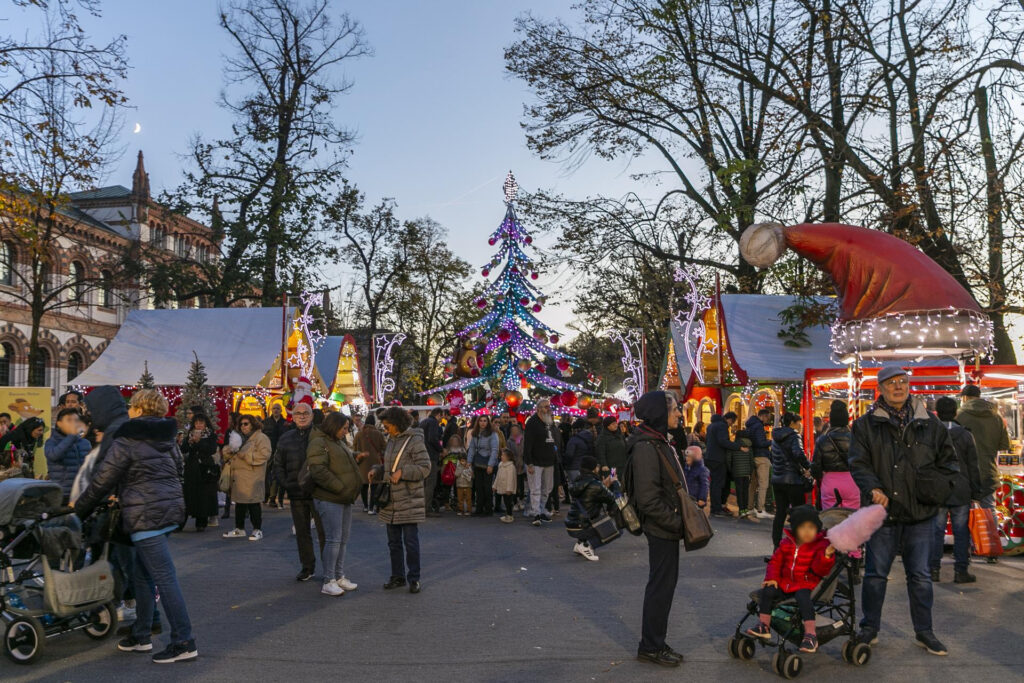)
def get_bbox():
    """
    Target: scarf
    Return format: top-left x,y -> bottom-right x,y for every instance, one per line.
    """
874,397 -> 913,431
